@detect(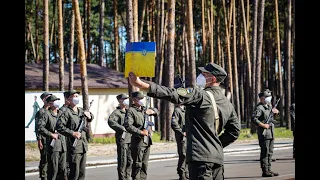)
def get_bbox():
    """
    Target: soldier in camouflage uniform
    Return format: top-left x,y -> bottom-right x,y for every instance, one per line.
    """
252,89 -> 279,177
56,90 -> 94,180
171,104 -> 188,180
37,95 -> 68,180
35,92 -> 52,180
127,63 -> 241,180
108,93 -> 133,180
124,91 -> 158,180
